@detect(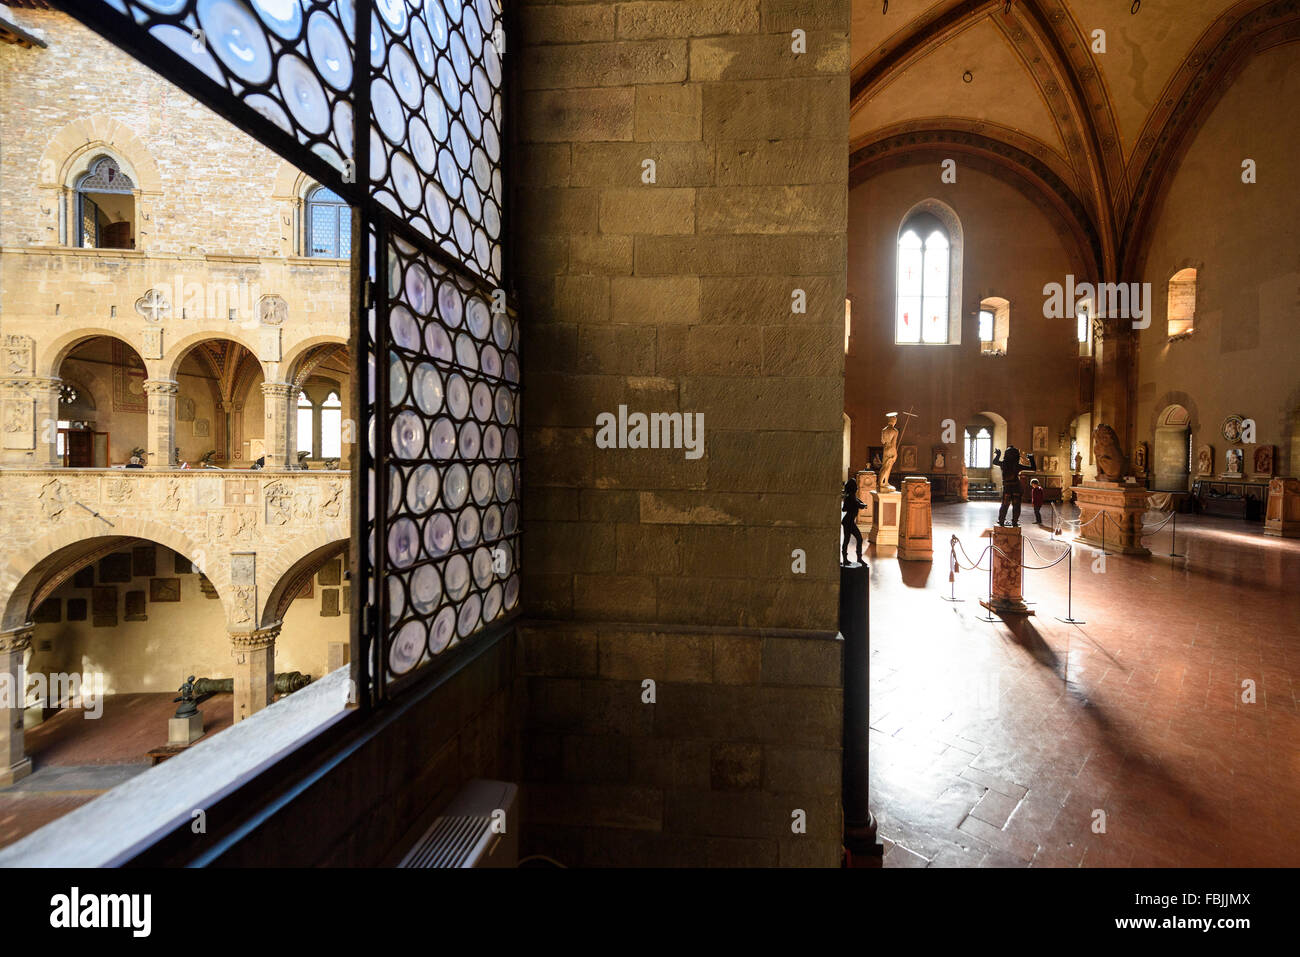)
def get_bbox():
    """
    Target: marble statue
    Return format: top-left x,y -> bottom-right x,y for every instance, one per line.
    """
1092,424 -> 1125,481
878,413 -> 899,491
1073,451 -> 1083,473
